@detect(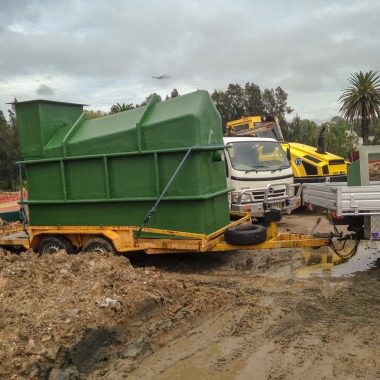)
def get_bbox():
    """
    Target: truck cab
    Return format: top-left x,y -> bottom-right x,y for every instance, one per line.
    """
226,116 -> 348,184
223,136 -> 301,218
